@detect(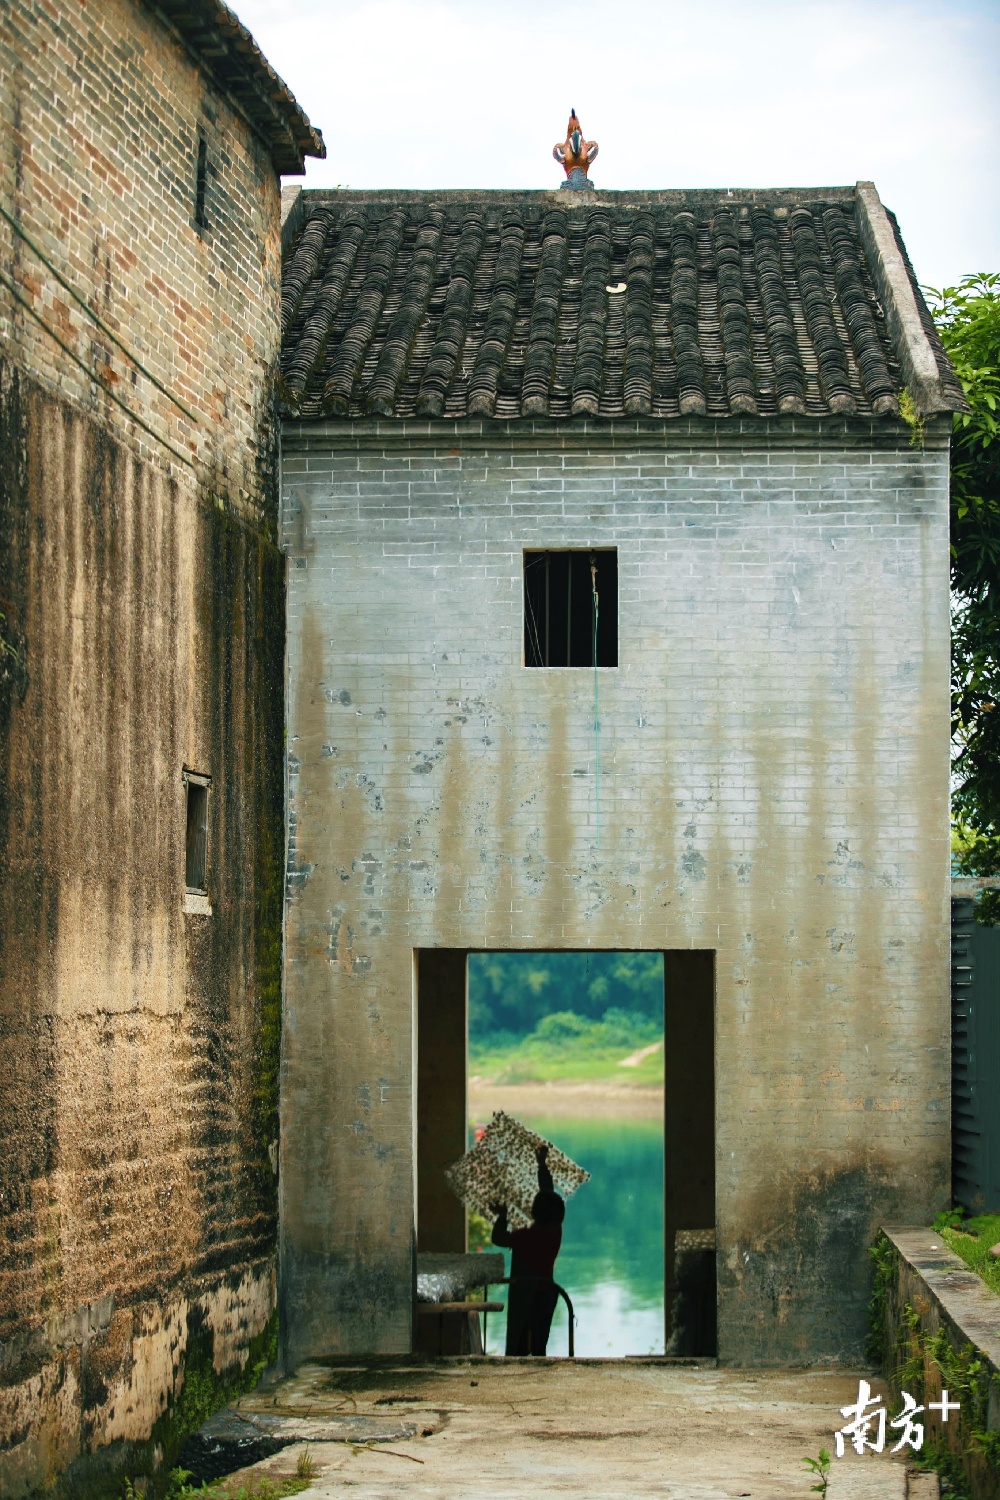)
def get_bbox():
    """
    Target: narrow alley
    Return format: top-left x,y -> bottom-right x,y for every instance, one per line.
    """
195,1359 -> 929,1499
